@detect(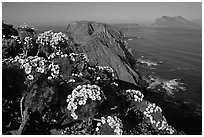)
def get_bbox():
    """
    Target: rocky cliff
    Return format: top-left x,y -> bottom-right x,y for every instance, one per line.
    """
66,21 -> 144,86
